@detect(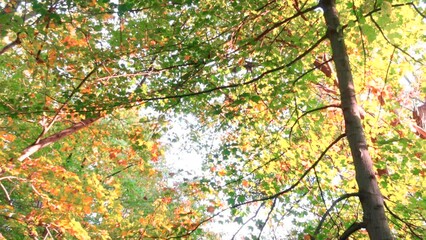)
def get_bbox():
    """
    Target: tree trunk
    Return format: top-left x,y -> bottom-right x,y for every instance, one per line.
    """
17,118 -> 100,161
320,0 -> 393,239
